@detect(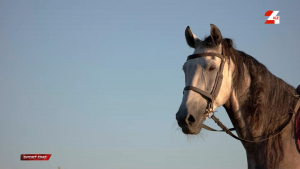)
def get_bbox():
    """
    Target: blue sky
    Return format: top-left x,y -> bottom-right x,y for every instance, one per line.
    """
1,0 -> 300,169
